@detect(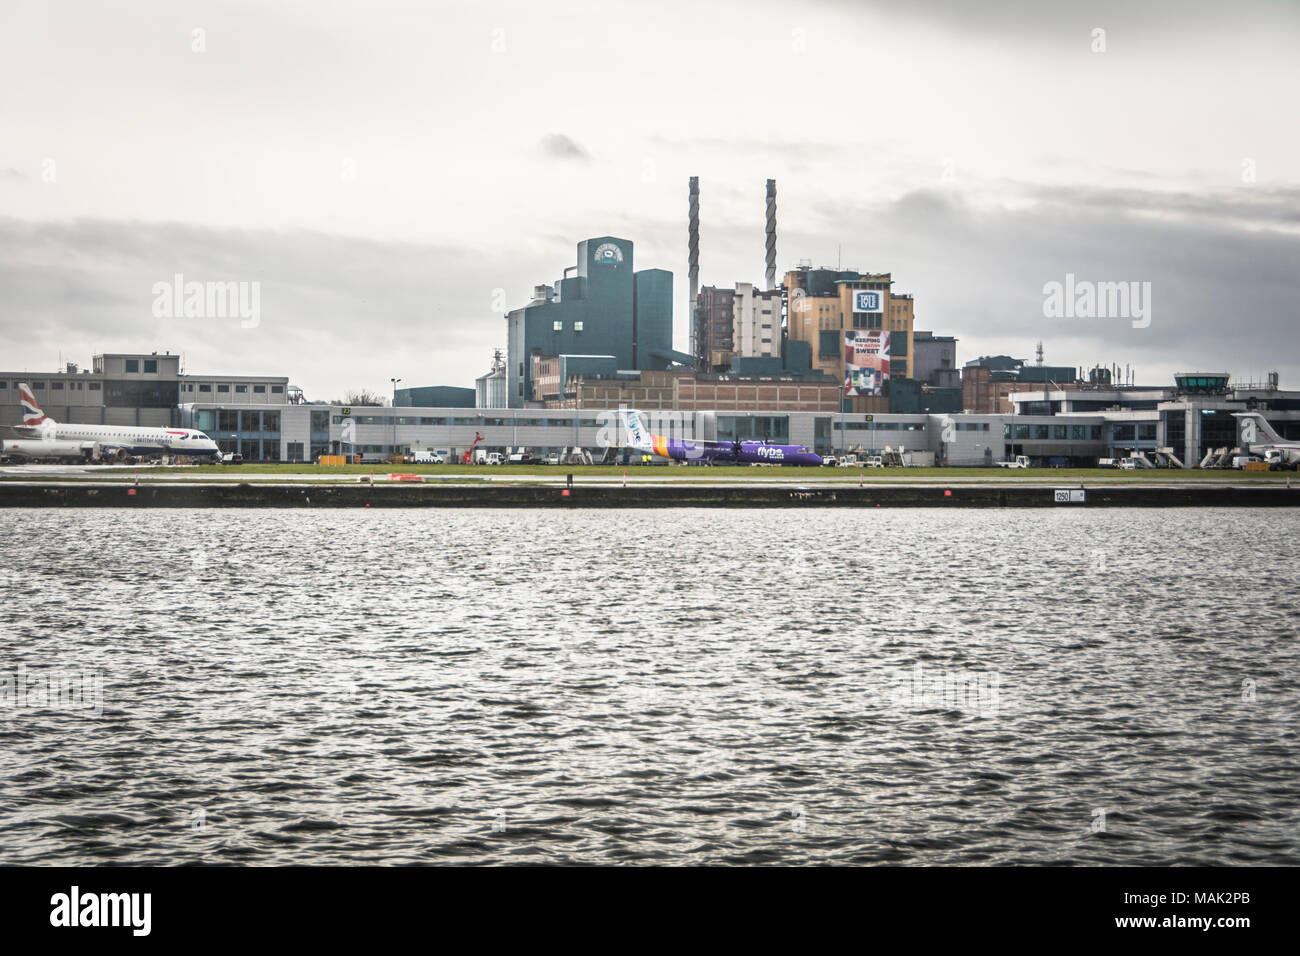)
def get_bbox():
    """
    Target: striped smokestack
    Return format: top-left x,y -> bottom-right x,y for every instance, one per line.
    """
765,179 -> 777,290
688,176 -> 700,303
689,176 -> 700,359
